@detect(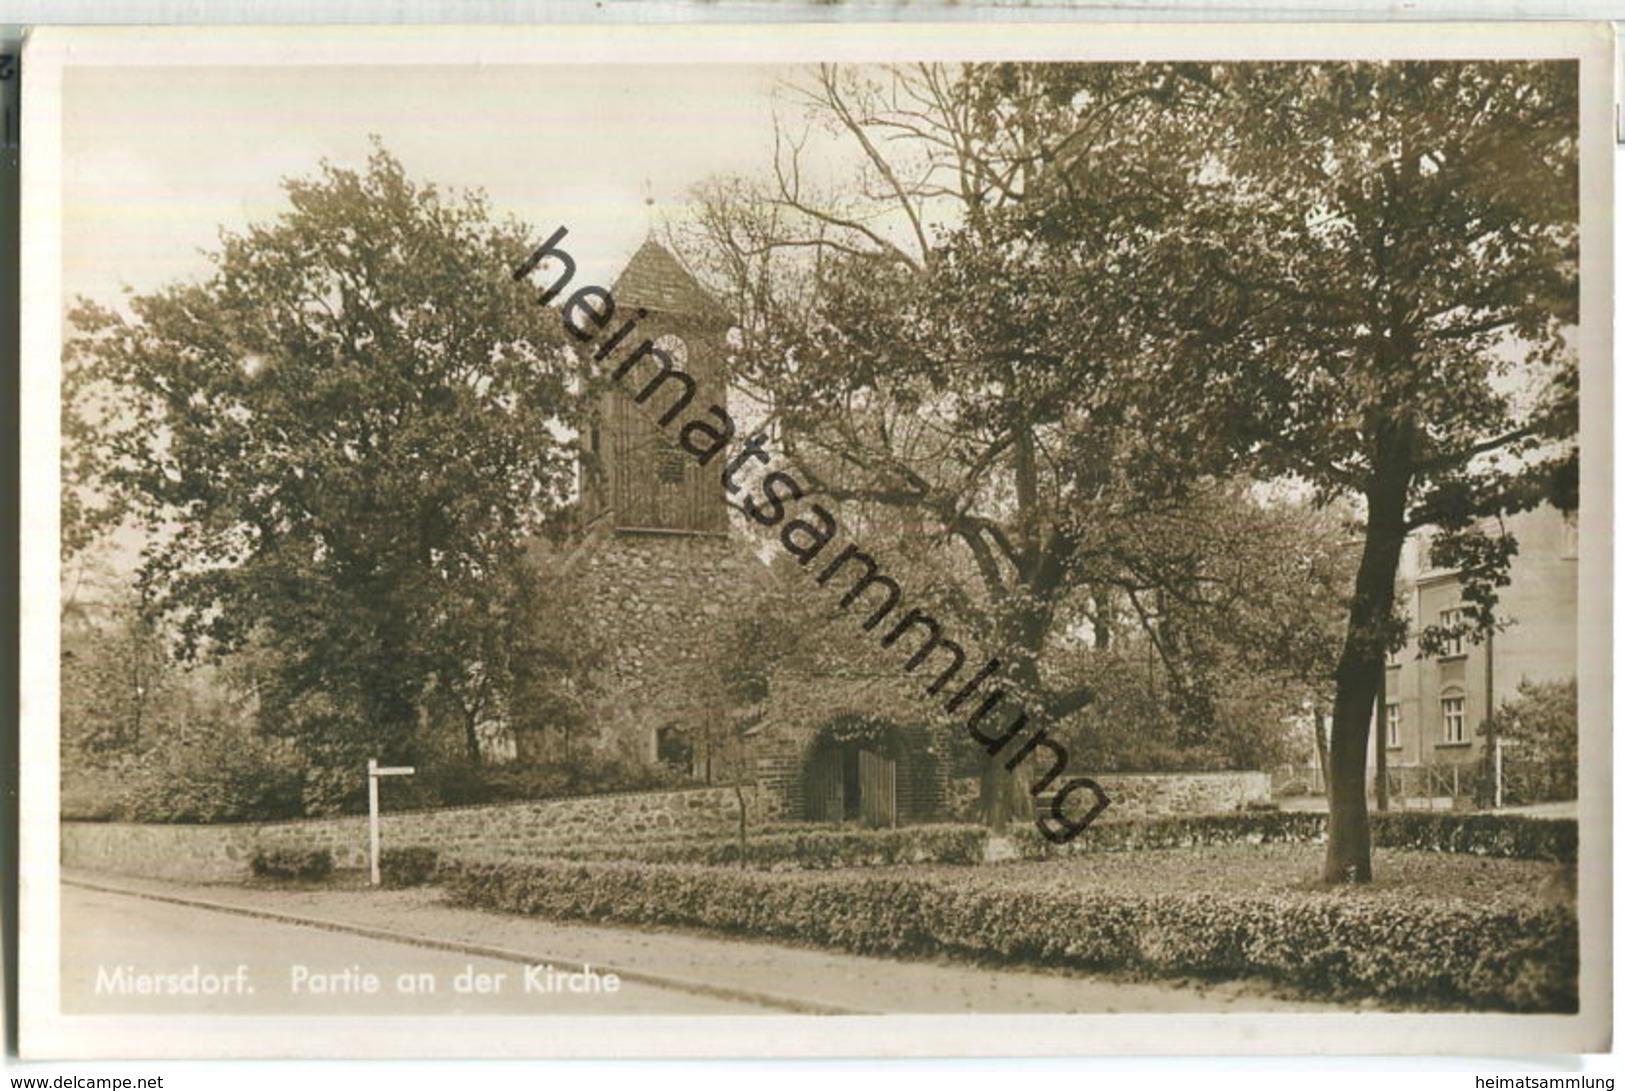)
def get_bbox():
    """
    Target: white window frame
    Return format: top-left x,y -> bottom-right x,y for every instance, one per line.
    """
1440,691 -> 1467,745
1417,531 -> 1440,575
1385,702 -> 1401,749
1438,607 -> 1466,658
